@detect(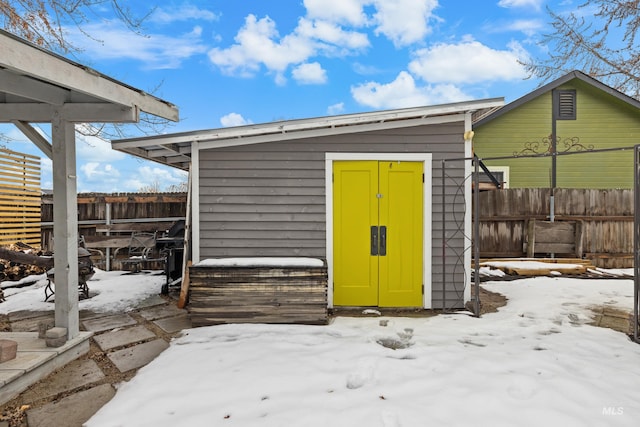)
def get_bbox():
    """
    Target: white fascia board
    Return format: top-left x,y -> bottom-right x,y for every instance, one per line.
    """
1,33 -> 178,121
197,114 -> 467,150
0,103 -> 138,123
112,98 -> 504,150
